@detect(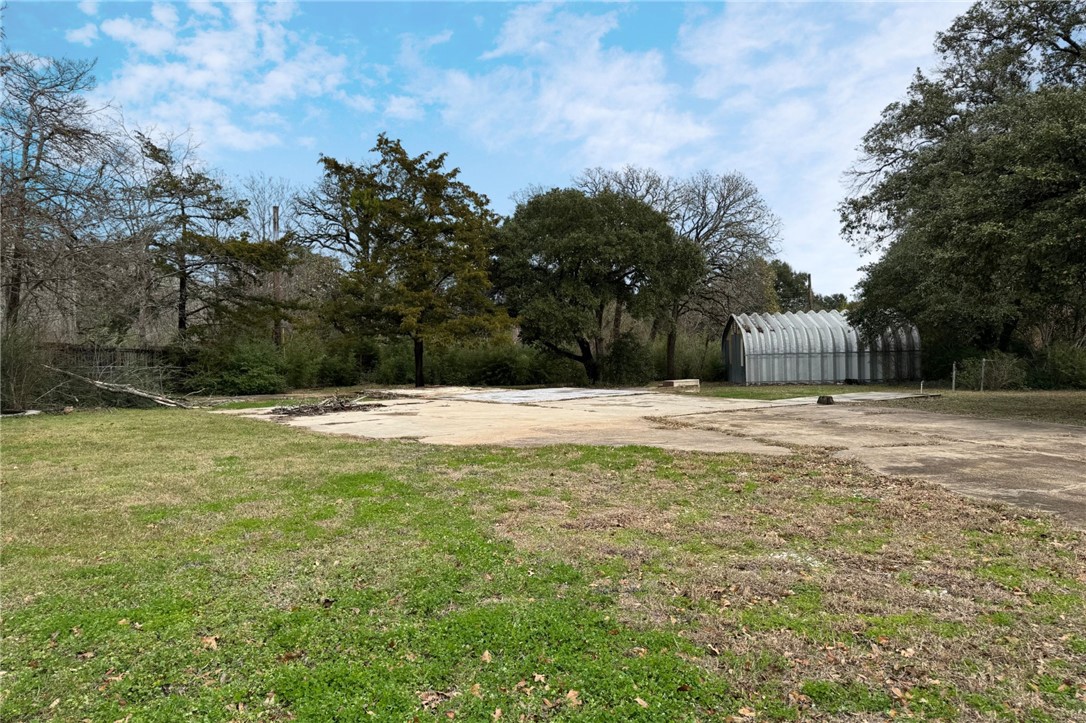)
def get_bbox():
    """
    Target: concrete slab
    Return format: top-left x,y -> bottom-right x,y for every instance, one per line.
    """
253,395 -> 789,456
672,404 -> 1086,528
231,387 -> 1086,528
449,387 -> 647,404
